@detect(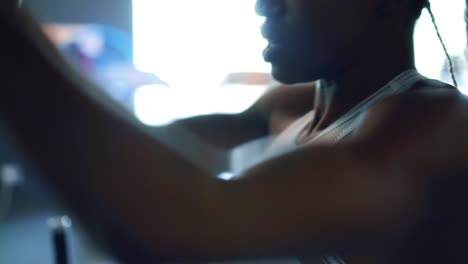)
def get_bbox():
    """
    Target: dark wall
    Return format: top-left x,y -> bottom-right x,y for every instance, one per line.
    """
25,0 -> 133,34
